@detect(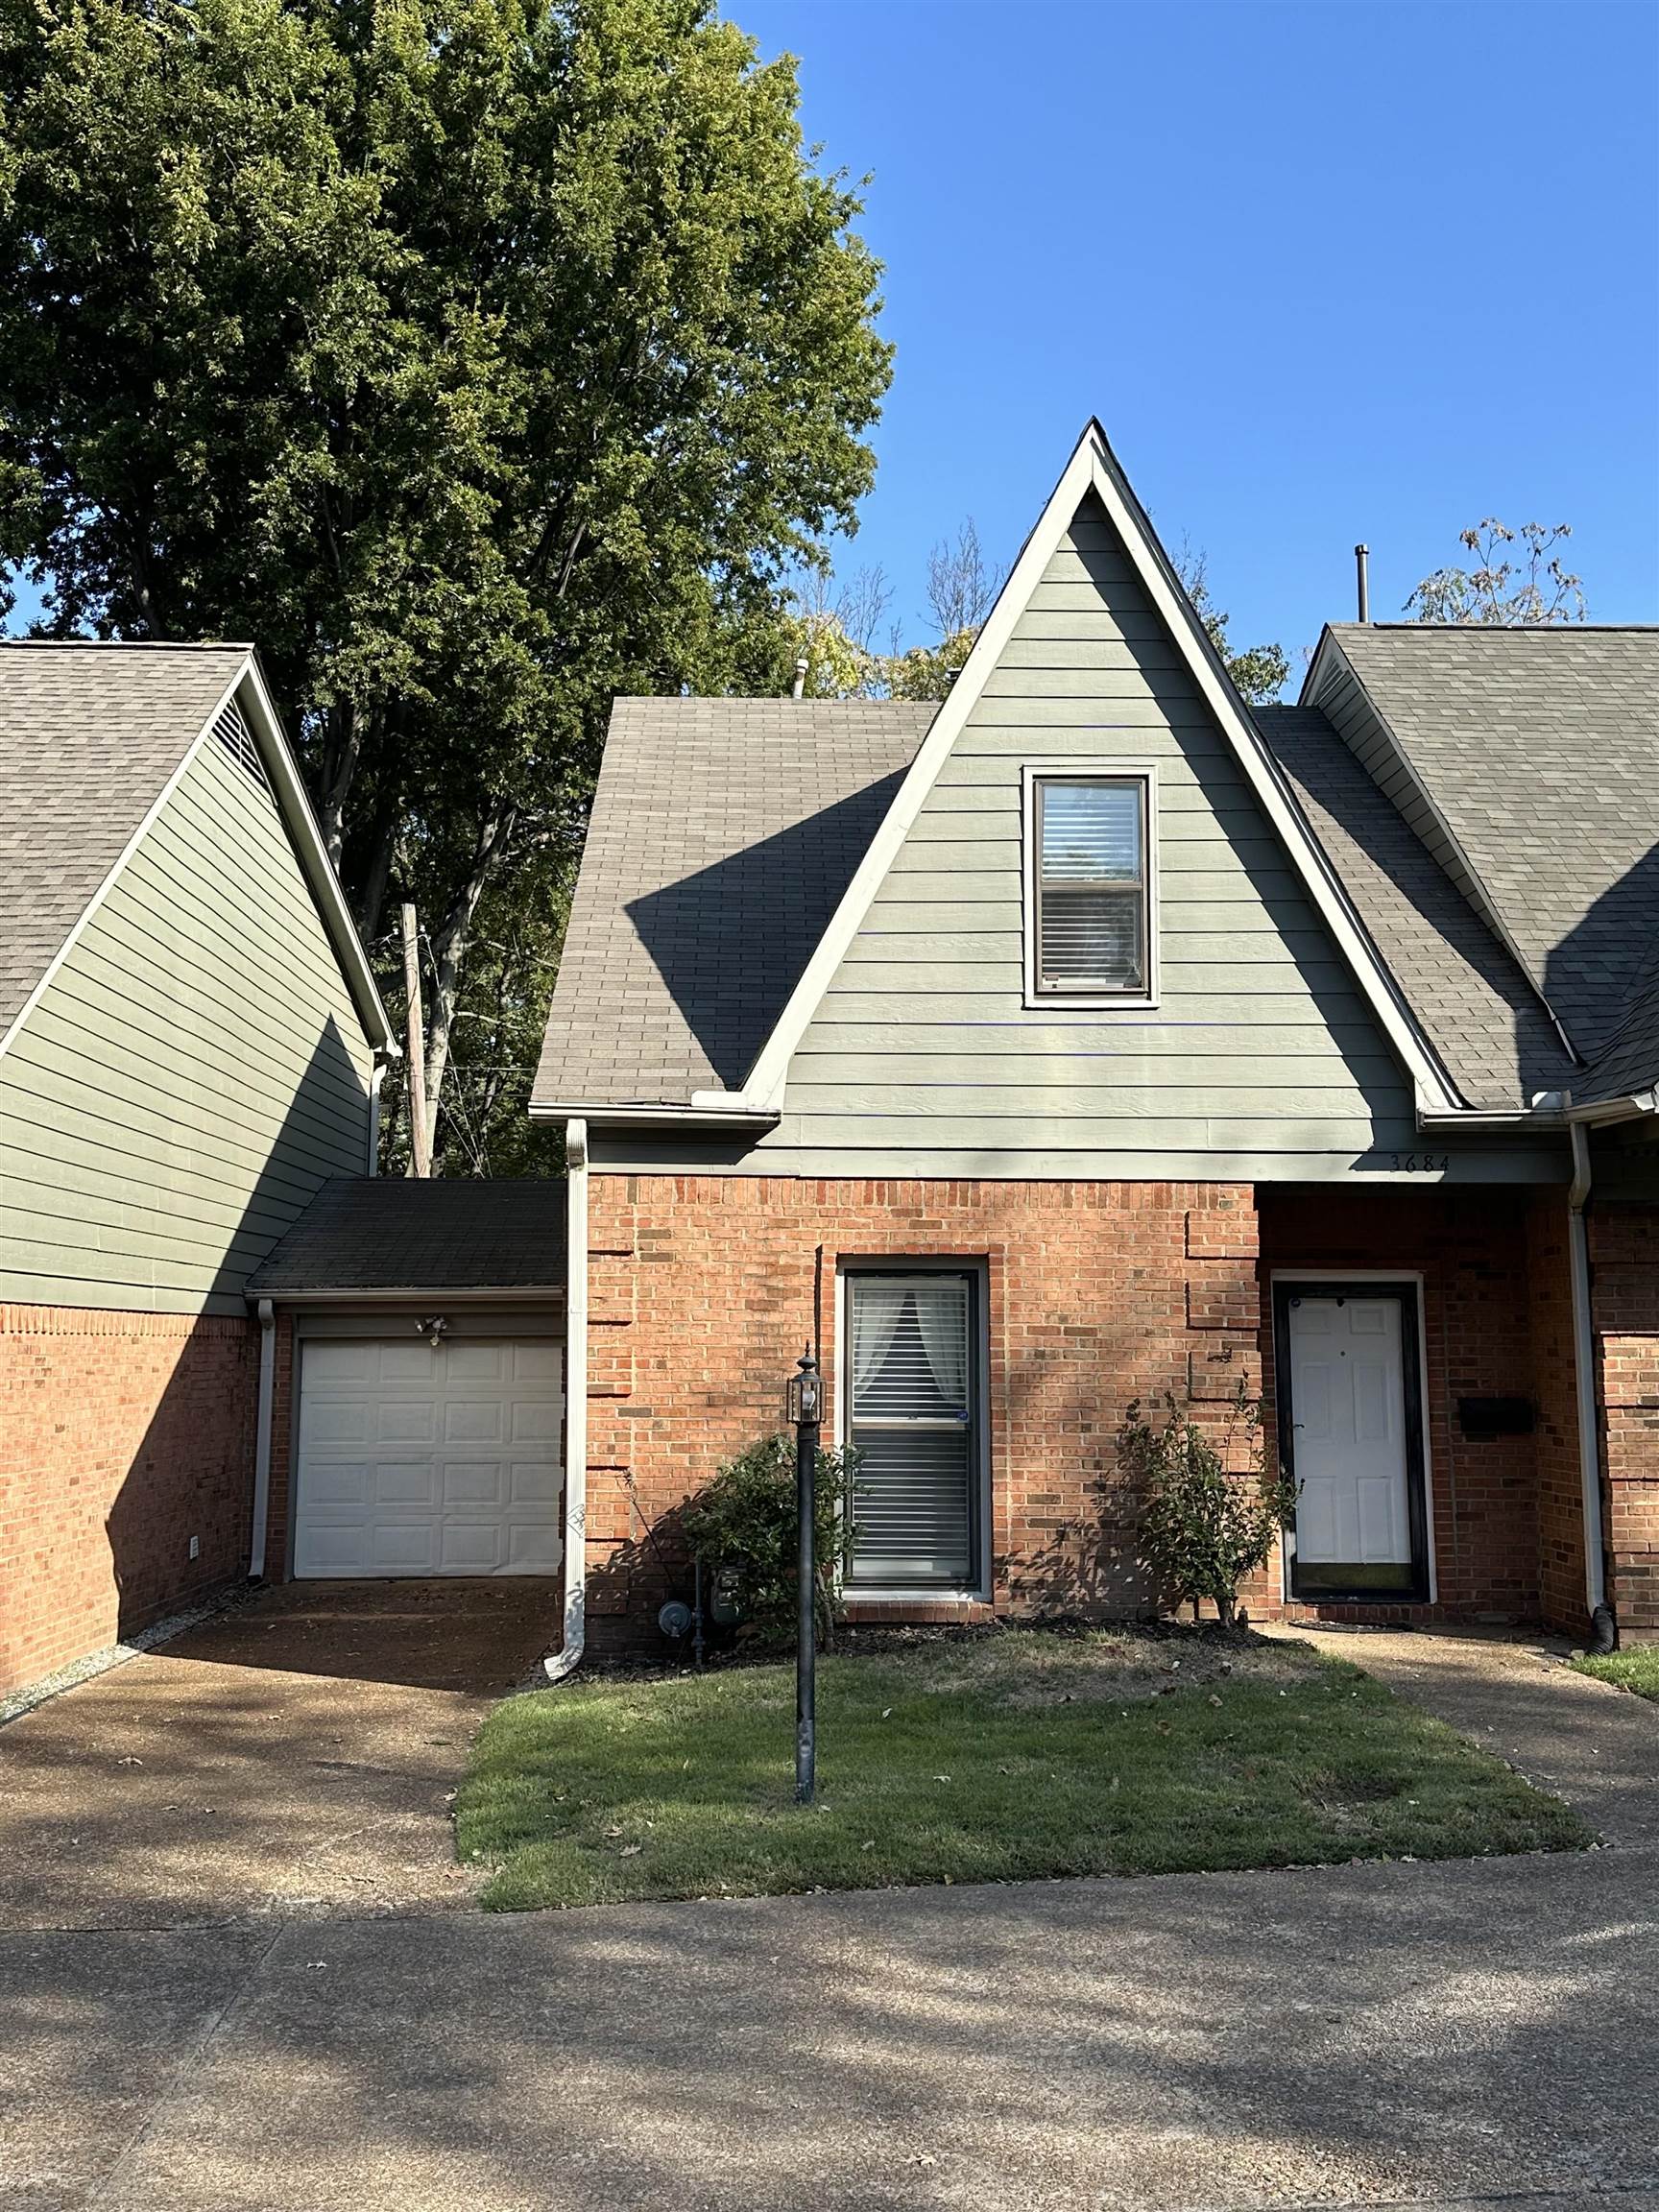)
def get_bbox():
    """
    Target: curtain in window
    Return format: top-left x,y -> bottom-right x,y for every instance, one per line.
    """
851,1284 -> 907,1396
912,1282 -> 969,1413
